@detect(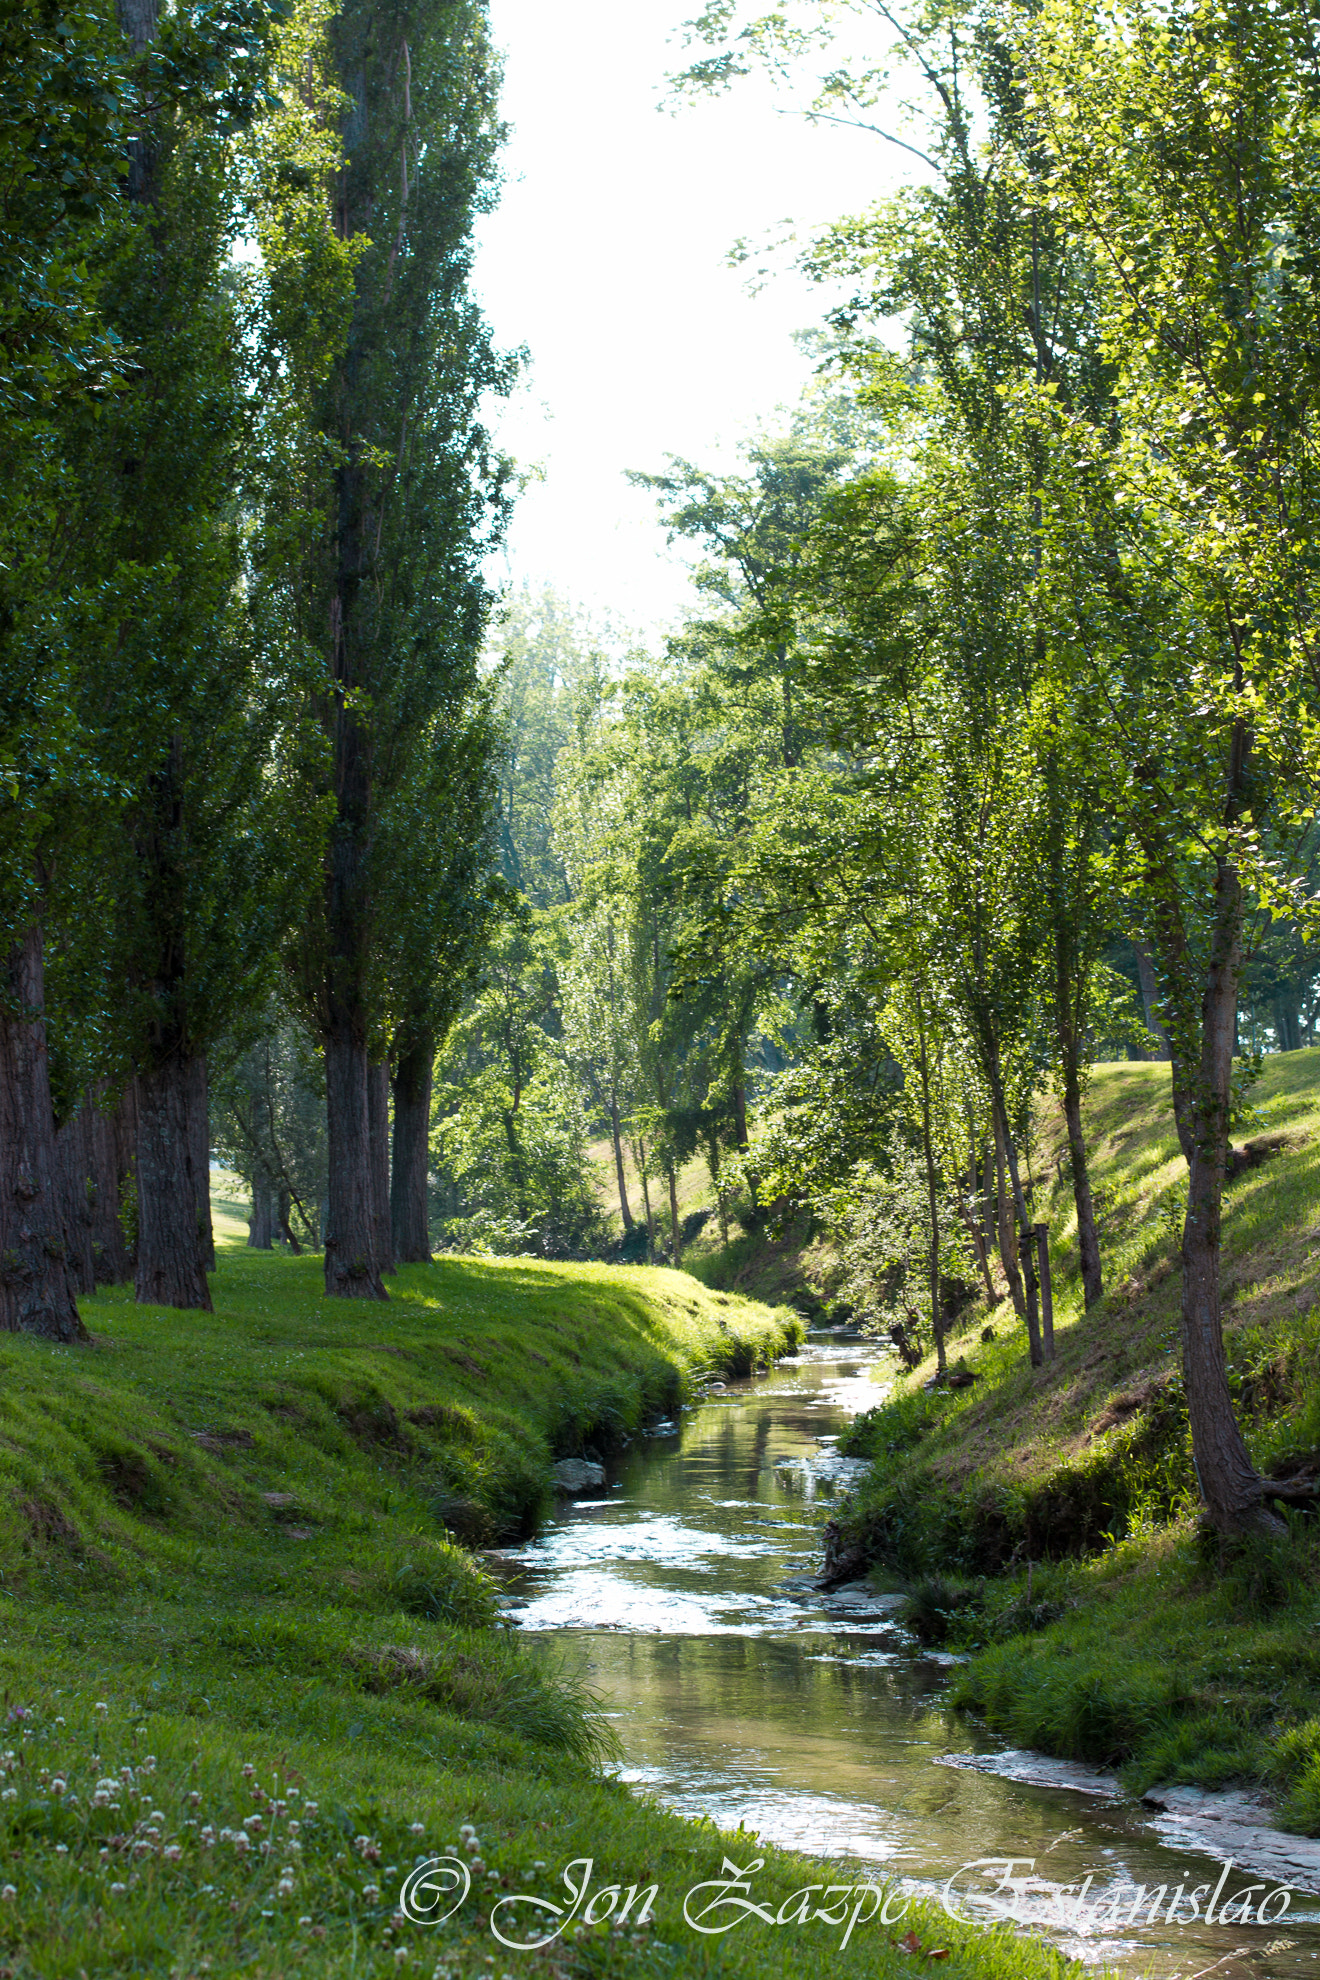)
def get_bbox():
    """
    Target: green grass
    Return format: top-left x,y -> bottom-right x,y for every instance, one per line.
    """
0,1244 -> 1076,1980
829,1052 -> 1320,1830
